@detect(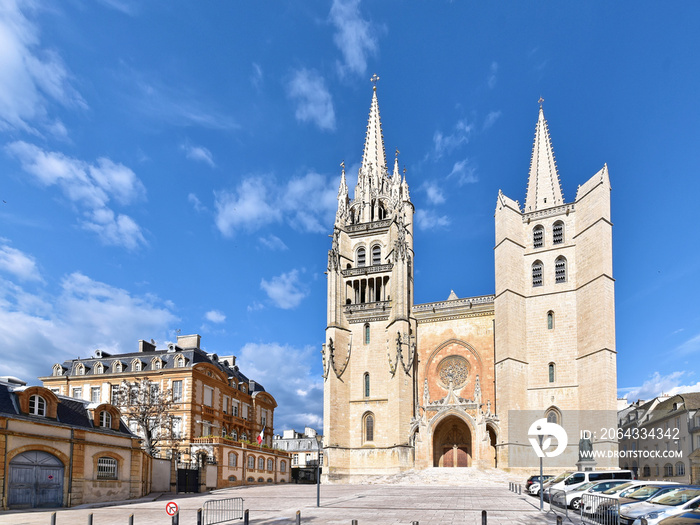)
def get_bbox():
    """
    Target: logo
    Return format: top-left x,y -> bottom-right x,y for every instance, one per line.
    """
528,418 -> 568,458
